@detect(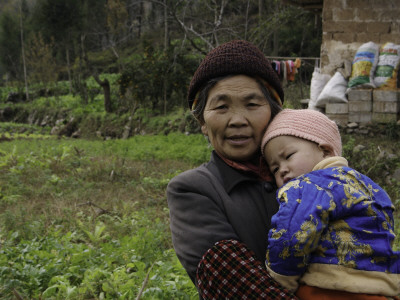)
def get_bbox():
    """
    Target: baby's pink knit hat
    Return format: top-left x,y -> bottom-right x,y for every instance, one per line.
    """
261,109 -> 342,156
